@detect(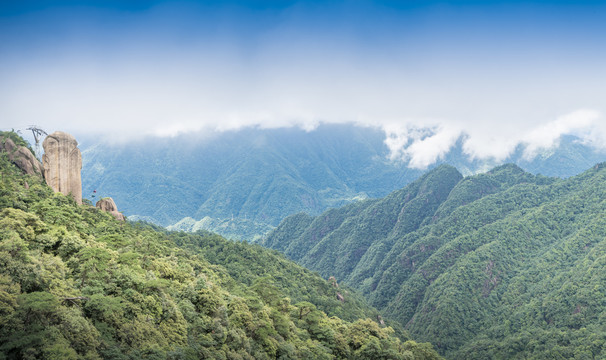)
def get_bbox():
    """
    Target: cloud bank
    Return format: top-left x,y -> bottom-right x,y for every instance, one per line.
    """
1,1 -> 605,168
381,110 -> 606,169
